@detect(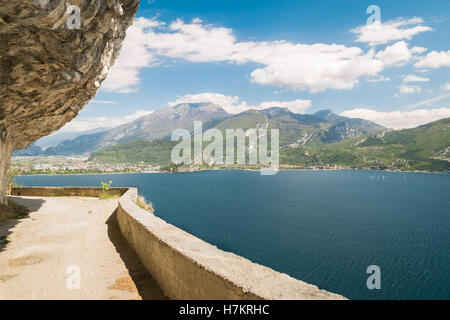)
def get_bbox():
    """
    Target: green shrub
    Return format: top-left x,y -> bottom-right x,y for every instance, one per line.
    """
101,180 -> 113,192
